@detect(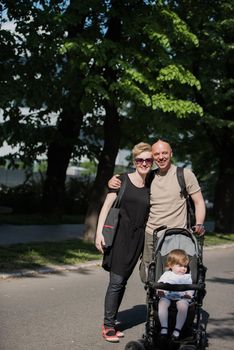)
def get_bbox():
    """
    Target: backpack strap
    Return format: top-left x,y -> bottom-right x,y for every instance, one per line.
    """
176,167 -> 195,229
176,166 -> 188,199
145,169 -> 158,188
